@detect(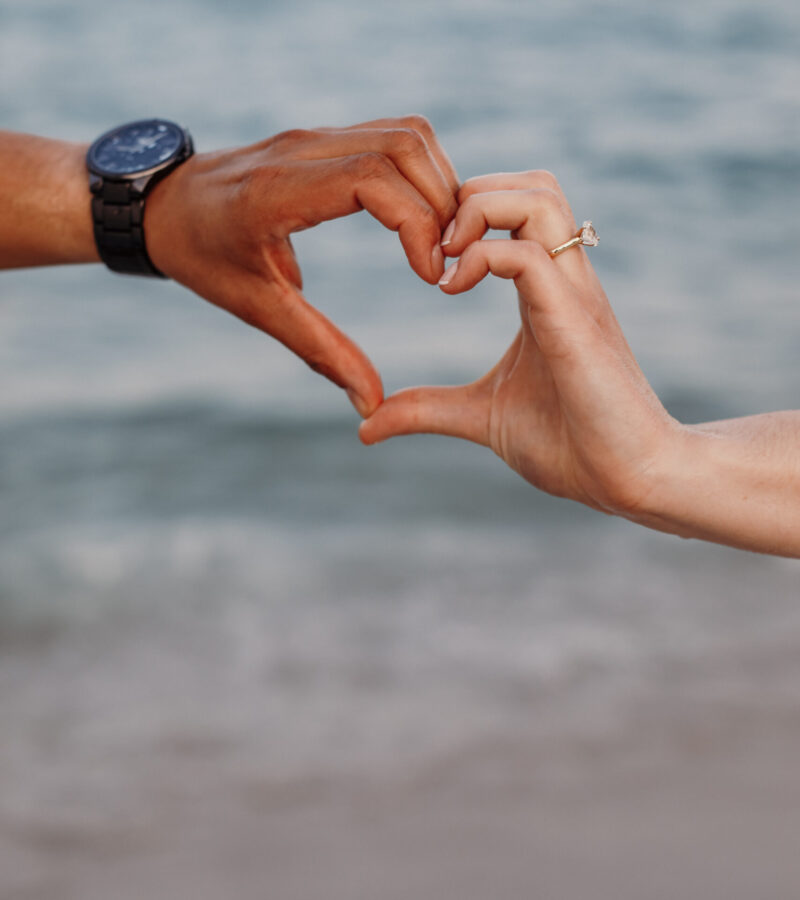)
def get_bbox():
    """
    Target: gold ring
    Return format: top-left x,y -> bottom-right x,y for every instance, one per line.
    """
549,221 -> 599,258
